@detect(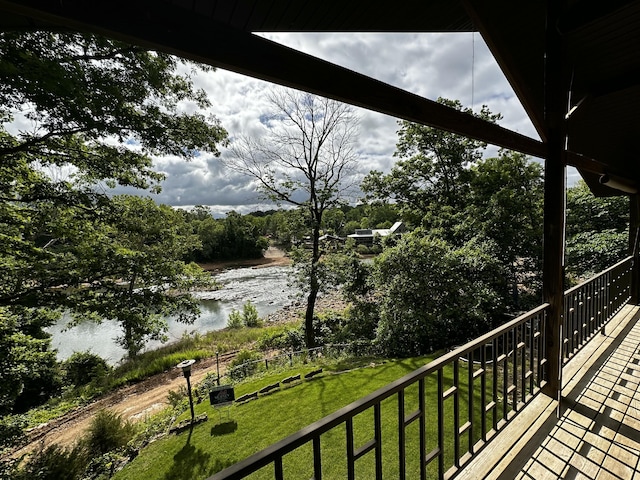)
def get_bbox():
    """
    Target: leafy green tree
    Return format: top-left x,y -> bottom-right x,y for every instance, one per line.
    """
242,300 -> 261,327
65,195 -> 212,357
62,351 -> 110,387
465,151 -> 544,309
372,232 -> 505,356
182,208 -> 269,261
566,181 -> 629,280
321,208 -> 346,235
362,98 -> 500,236
0,308 -> 62,414
0,31 -> 227,410
227,89 -> 359,348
